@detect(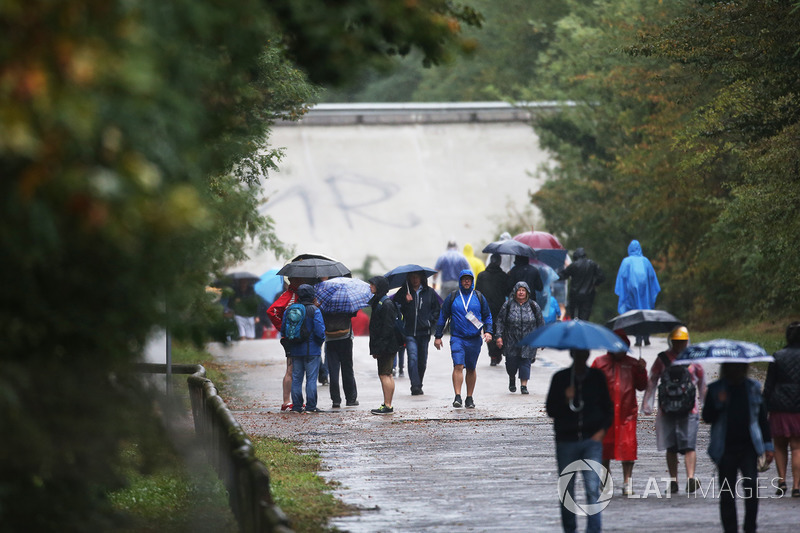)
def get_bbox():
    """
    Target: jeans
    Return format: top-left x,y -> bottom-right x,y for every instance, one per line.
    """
555,438 -> 603,533
718,447 -> 759,533
393,346 -> 405,373
405,334 -> 431,390
326,338 -> 357,405
318,353 -> 329,383
291,354 -> 321,411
